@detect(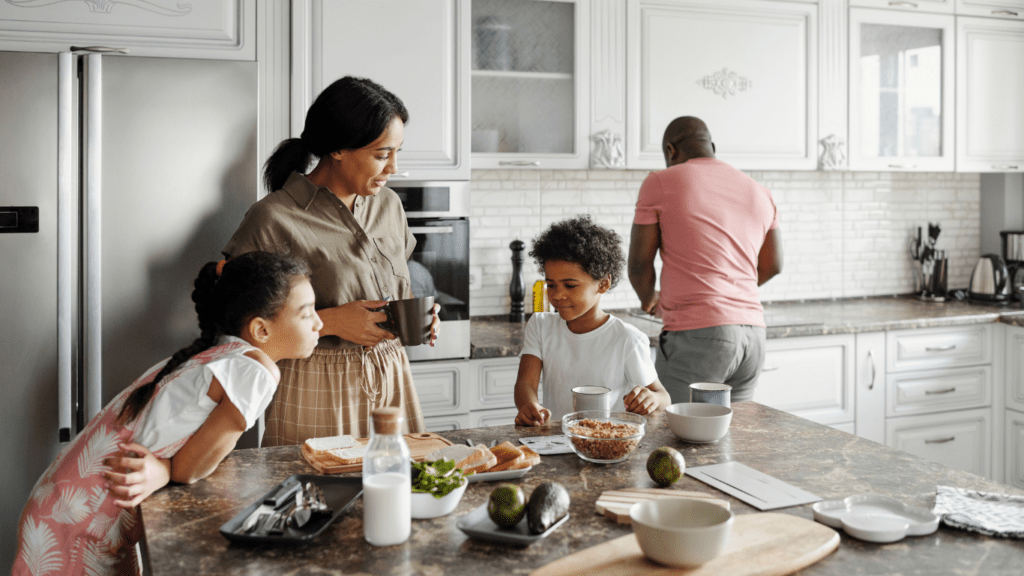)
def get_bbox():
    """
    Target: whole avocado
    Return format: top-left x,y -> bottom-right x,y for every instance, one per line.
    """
526,482 -> 570,534
487,484 -> 527,528
646,447 -> 685,487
